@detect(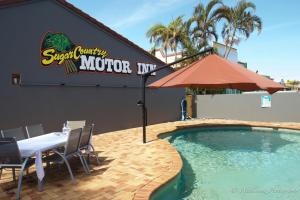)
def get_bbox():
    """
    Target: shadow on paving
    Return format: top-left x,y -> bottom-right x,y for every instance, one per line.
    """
0,156 -> 114,199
